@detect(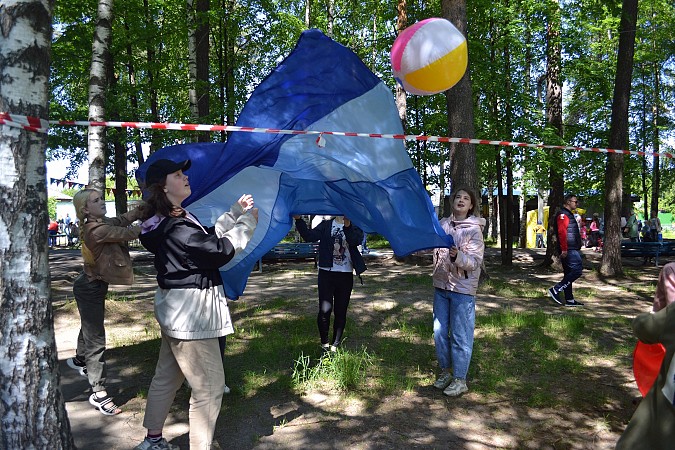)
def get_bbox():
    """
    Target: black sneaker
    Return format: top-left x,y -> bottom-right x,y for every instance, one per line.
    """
547,287 -> 562,305
565,300 -> 584,307
66,356 -> 87,377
